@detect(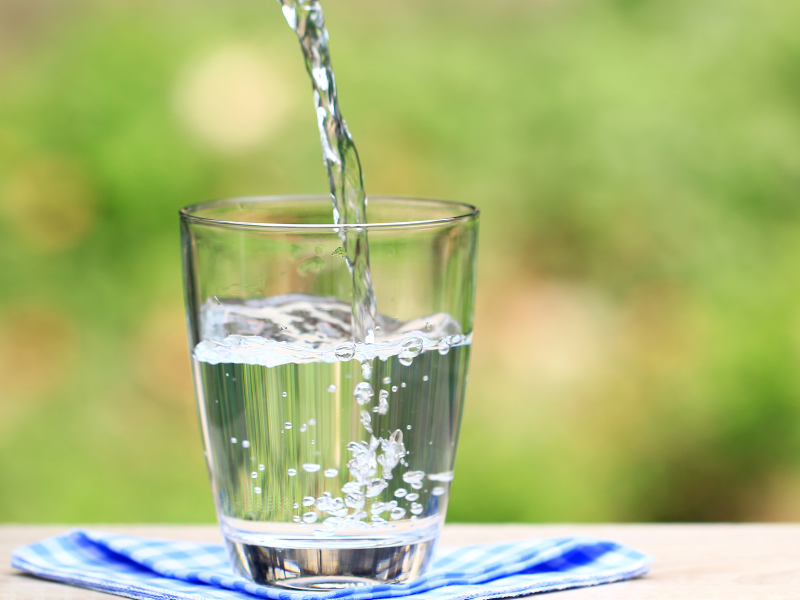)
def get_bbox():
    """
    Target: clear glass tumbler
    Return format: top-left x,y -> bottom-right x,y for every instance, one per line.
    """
180,196 -> 479,589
